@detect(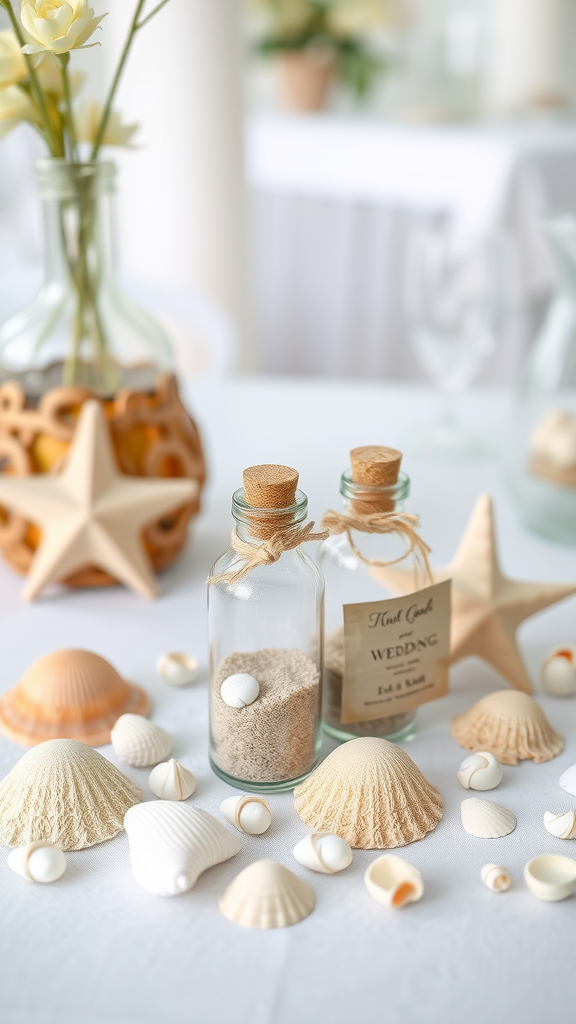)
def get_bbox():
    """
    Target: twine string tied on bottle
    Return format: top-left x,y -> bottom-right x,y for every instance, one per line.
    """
321,508 -> 433,585
206,521 -> 328,586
